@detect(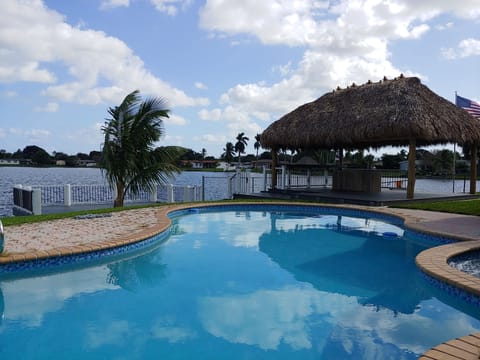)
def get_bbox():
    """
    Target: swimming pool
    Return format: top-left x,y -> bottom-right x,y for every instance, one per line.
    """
1,205 -> 479,359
